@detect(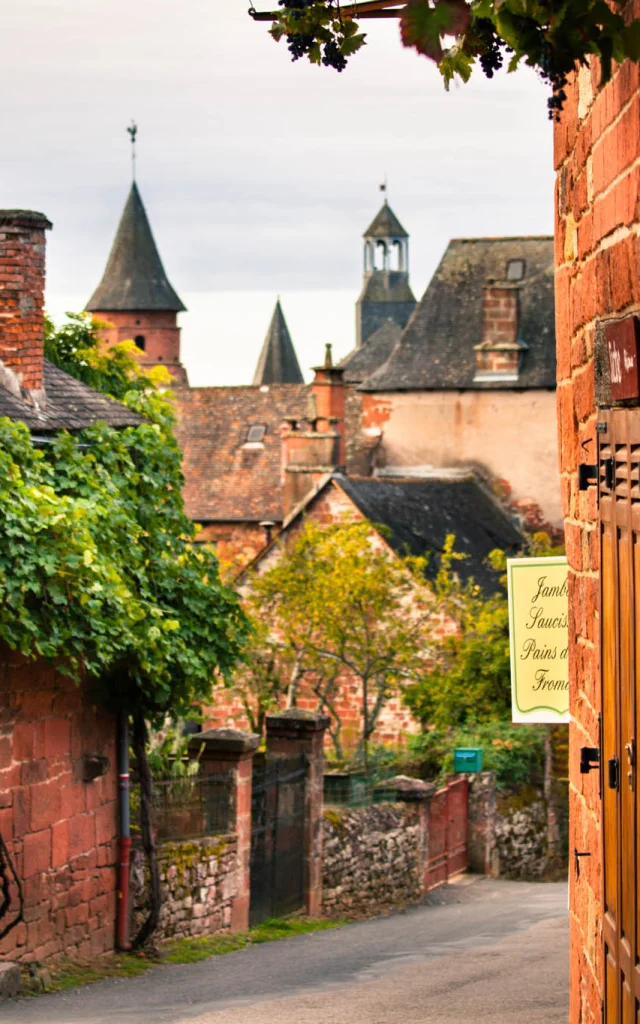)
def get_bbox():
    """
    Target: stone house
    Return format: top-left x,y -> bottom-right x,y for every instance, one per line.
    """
204,460 -> 523,750
0,209 -> 144,963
